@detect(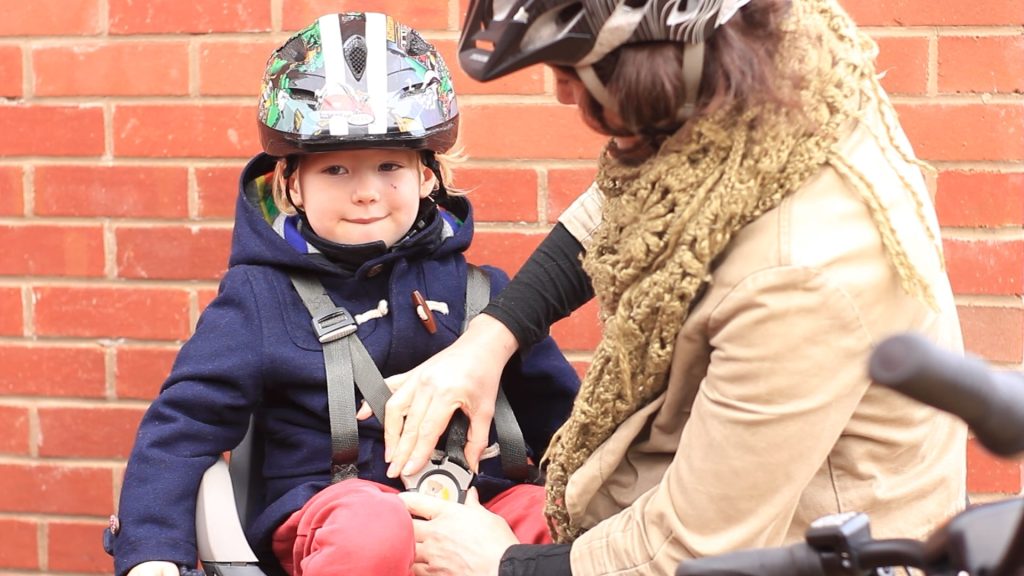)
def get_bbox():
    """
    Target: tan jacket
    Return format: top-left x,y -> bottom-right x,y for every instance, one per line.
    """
558,110 -> 967,575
